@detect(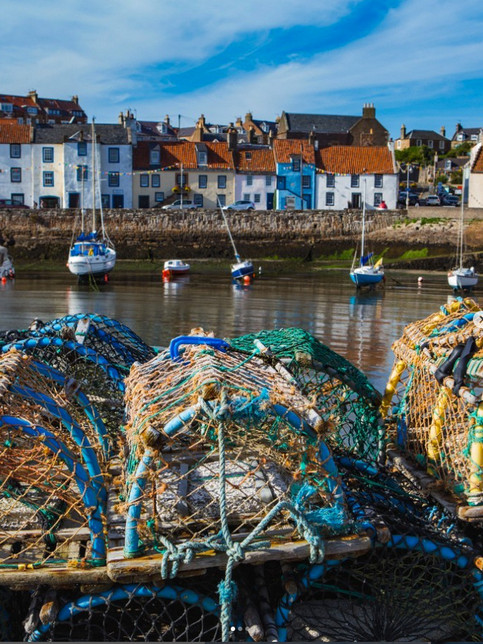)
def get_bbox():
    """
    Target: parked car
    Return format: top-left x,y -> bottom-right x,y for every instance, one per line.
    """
0,199 -> 29,209
397,191 -> 419,206
441,194 -> 460,206
424,195 -> 441,206
225,200 -> 255,211
161,200 -> 201,210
